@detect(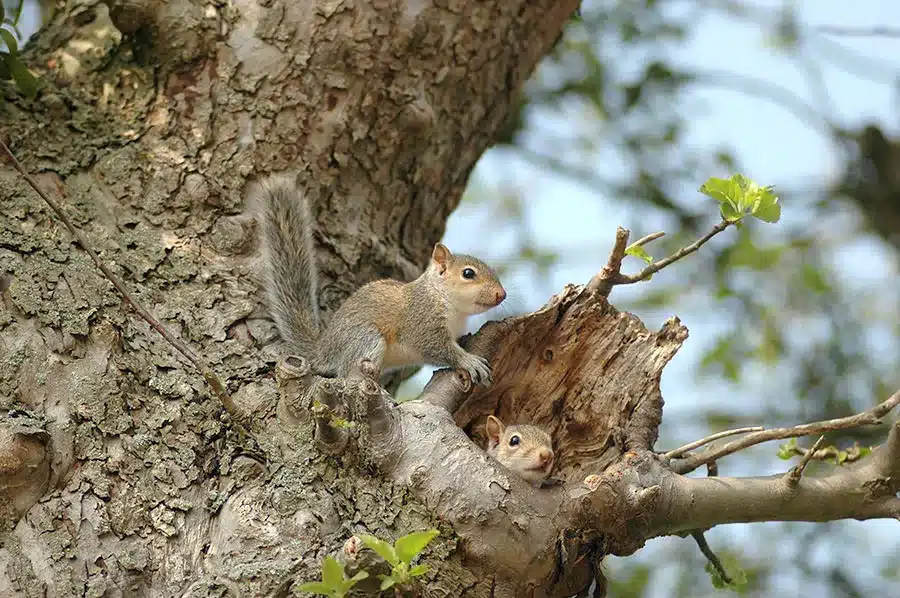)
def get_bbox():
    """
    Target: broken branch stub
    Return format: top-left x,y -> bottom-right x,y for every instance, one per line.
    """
455,284 -> 688,482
